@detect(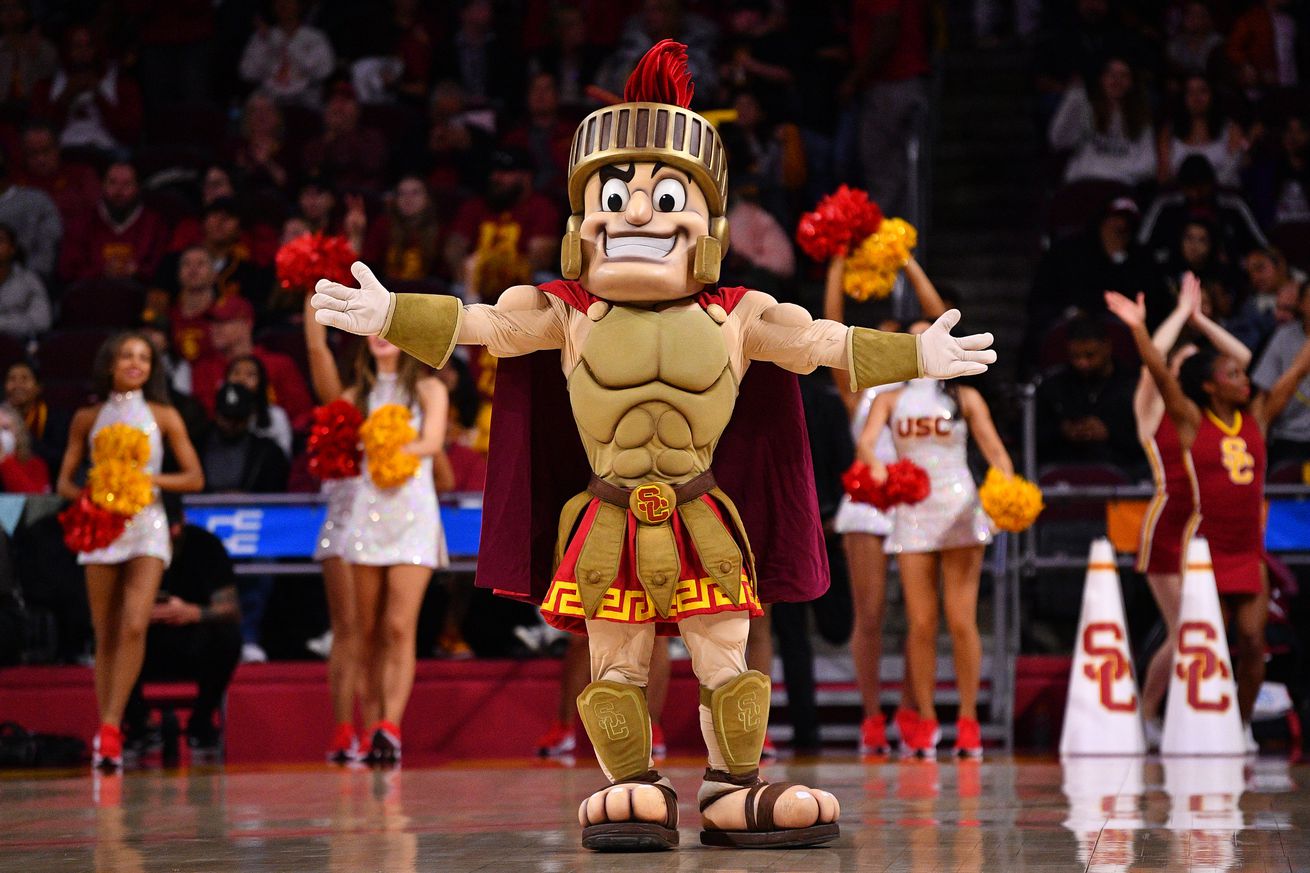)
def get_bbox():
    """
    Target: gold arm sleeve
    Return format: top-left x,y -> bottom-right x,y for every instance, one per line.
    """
381,293 -> 464,370
847,327 -> 923,391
